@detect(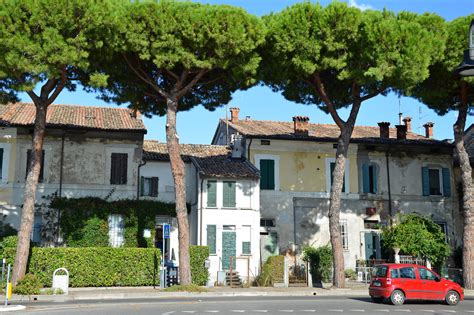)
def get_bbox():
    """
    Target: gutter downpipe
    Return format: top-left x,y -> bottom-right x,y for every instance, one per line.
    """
199,177 -> 204,246
385,149 -> 393,225
137,160 -> 147,200
56,131 -> 66,244
247,138 -> 253,161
